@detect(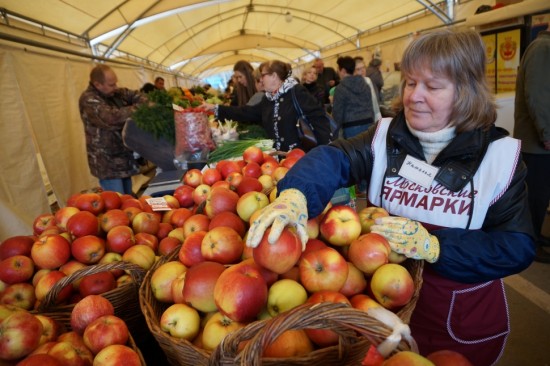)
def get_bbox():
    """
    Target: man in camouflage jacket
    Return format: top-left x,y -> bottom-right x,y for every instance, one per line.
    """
79,65 -> 147,194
